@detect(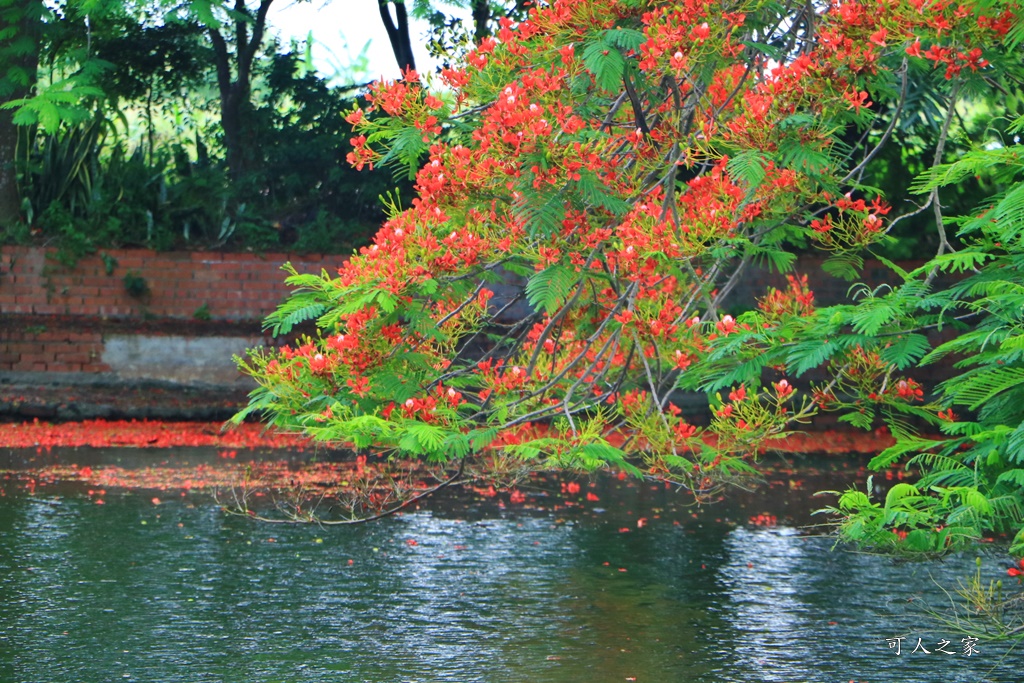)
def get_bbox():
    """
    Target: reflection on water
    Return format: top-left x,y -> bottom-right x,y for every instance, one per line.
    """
0,450 -> 1019,682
